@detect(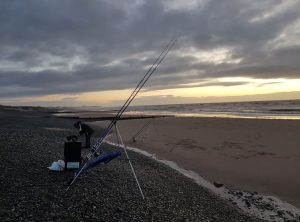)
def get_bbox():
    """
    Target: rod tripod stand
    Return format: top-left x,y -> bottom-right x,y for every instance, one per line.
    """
113,122 -> 145,199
